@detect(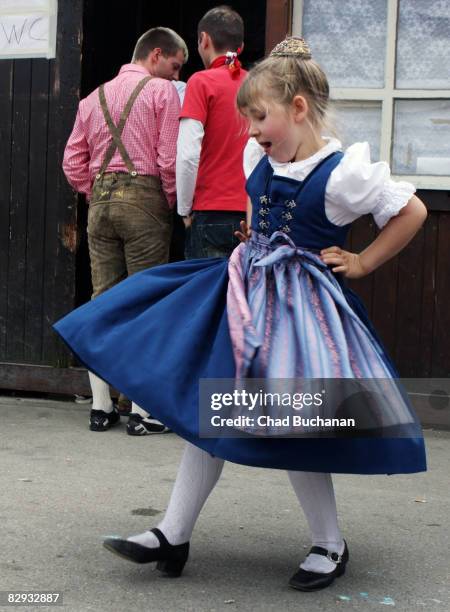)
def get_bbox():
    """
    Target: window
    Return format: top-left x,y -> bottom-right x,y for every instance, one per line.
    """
293,0 -> 450,189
